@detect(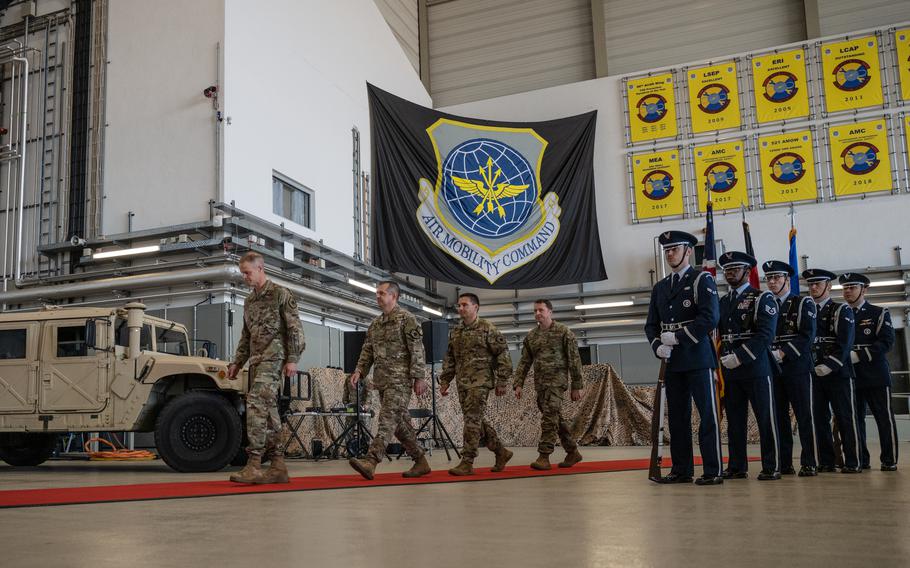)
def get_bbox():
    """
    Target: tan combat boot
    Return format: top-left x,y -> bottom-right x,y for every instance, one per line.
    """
530,453 -> 552,471
491,448 -> 513,472
349,456 -> 378,480
403,454 -> 432,478
447,458 -> 474,476
229,454 -> 264,483
558,449 -> 583,468
258,453 -> 290,484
